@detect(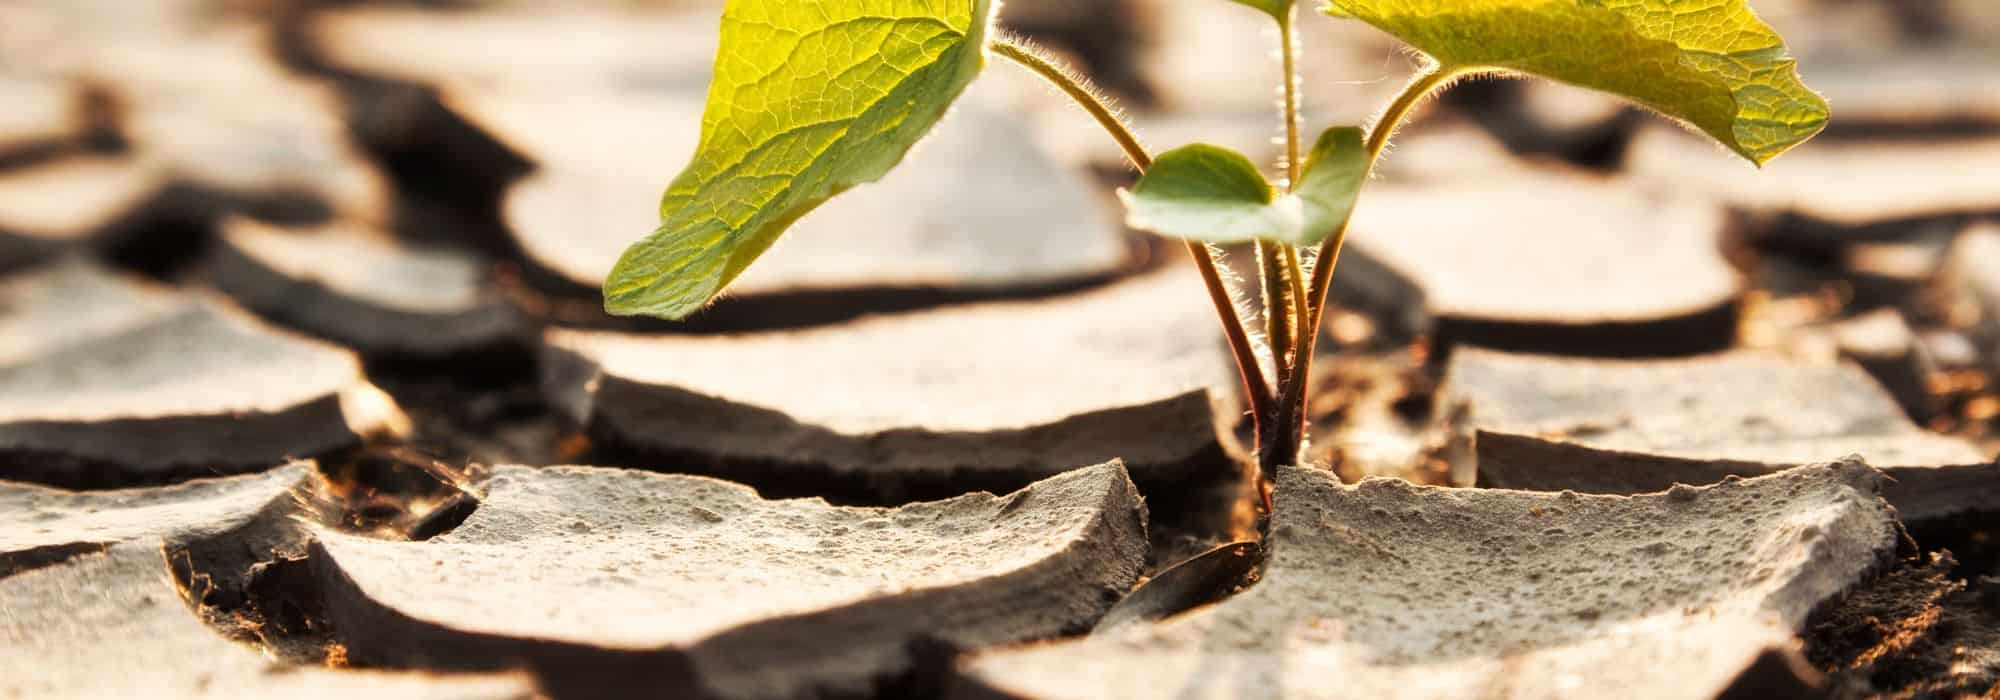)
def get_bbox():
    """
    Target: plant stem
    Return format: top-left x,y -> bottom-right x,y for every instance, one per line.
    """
990,39 -> 1151,170
1254,10 -> 1306,429
1258,241 -> 1296,389
991,36 -> 1277,420
1283,245 -> 1309,335
1278,11 -> 1303,188
1264,65 -> 1458,472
